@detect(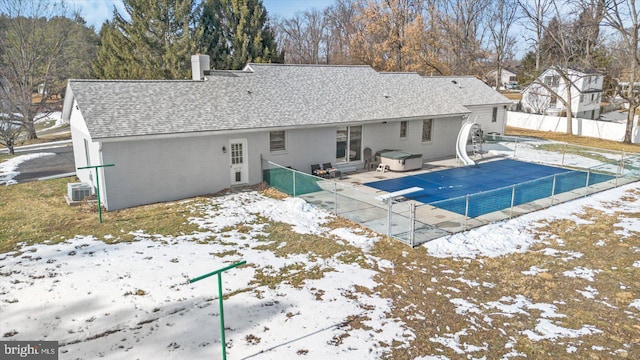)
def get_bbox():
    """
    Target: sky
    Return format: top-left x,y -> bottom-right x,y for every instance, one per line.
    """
71,0 -> 334,30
